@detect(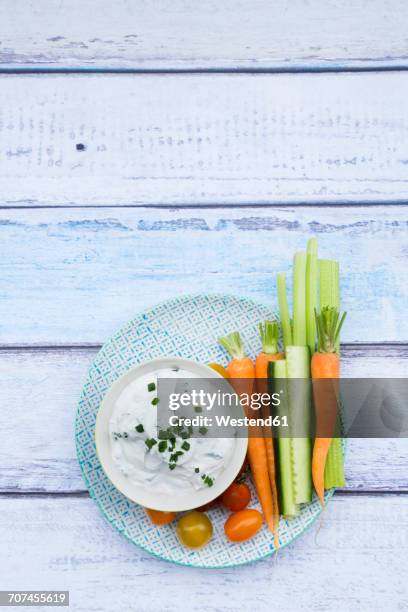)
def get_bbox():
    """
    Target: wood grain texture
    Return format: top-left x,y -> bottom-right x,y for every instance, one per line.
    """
1,206 -> 407,344
1,0 -> 408,70
1,346 -> 407,493
1,73 -> 408,205
0,493 -> 407,611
